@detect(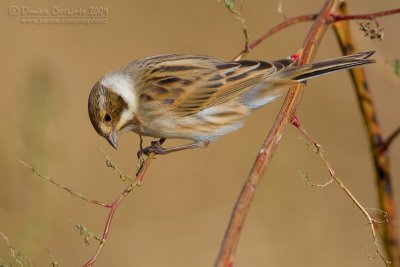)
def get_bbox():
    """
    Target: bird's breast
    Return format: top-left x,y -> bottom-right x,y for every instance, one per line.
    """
134,100 -> 250,142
